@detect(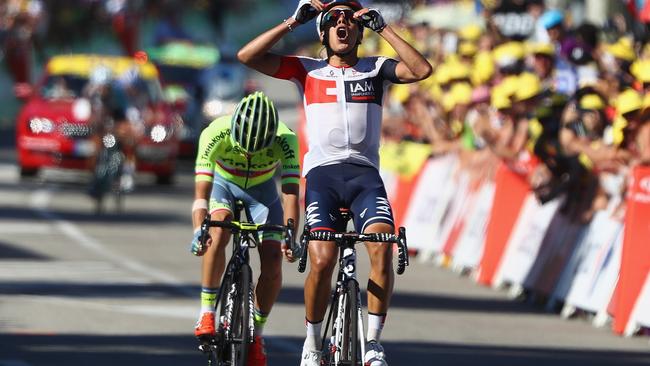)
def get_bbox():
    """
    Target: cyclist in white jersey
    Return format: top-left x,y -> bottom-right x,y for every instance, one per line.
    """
238,1 -> 432,365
